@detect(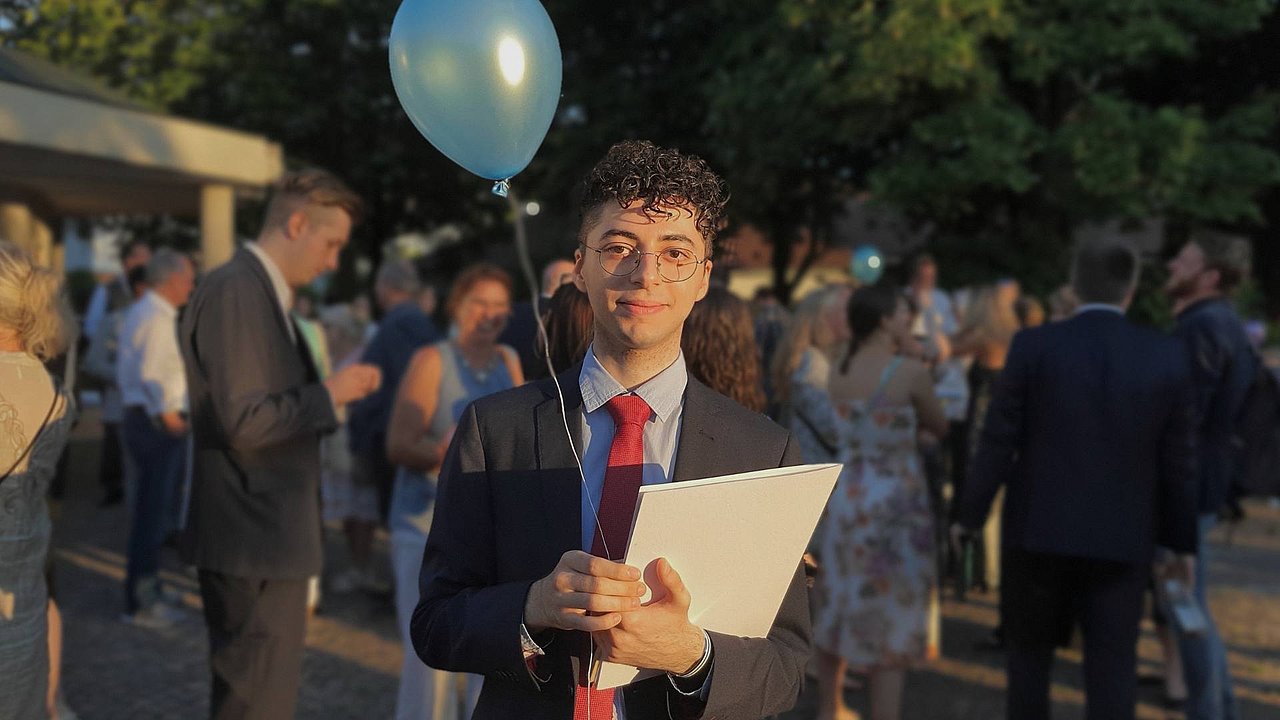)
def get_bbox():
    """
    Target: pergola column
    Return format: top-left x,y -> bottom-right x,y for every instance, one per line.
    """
200,184 -> 235,271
